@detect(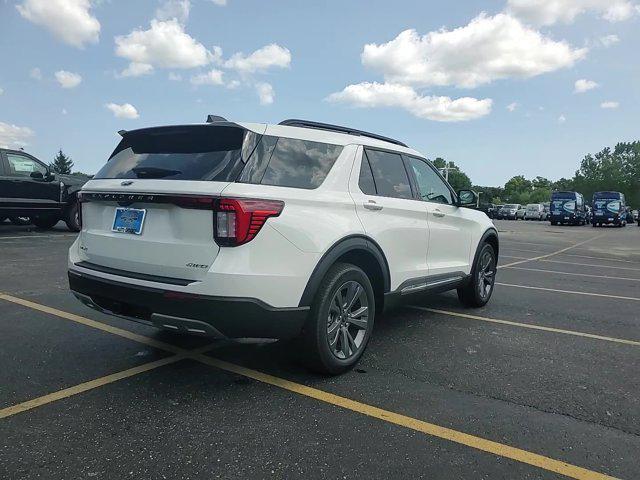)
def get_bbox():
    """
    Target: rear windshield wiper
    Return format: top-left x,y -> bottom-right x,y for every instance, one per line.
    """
131,167 -> 182,179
